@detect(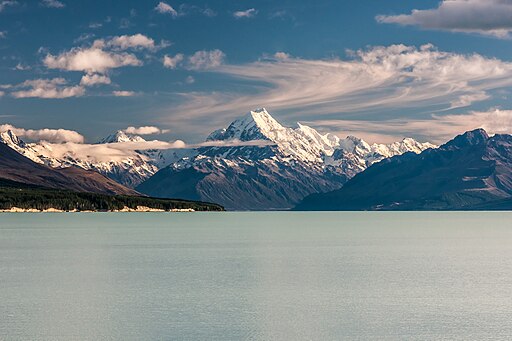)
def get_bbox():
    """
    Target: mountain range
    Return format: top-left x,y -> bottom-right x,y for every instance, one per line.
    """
0,109 -> 434,210
5,109 -> 512,211
137,109 -> 434,210
296,129 -> 512,210
0,139 -> 137,195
